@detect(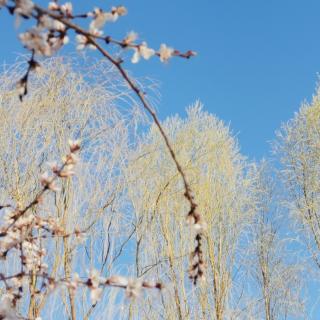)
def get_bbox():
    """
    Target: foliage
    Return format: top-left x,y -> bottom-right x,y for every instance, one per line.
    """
126,103 -> 257,319
275,86 -> 320,270
246,161 -> 304,320
0,57 -> 155,319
